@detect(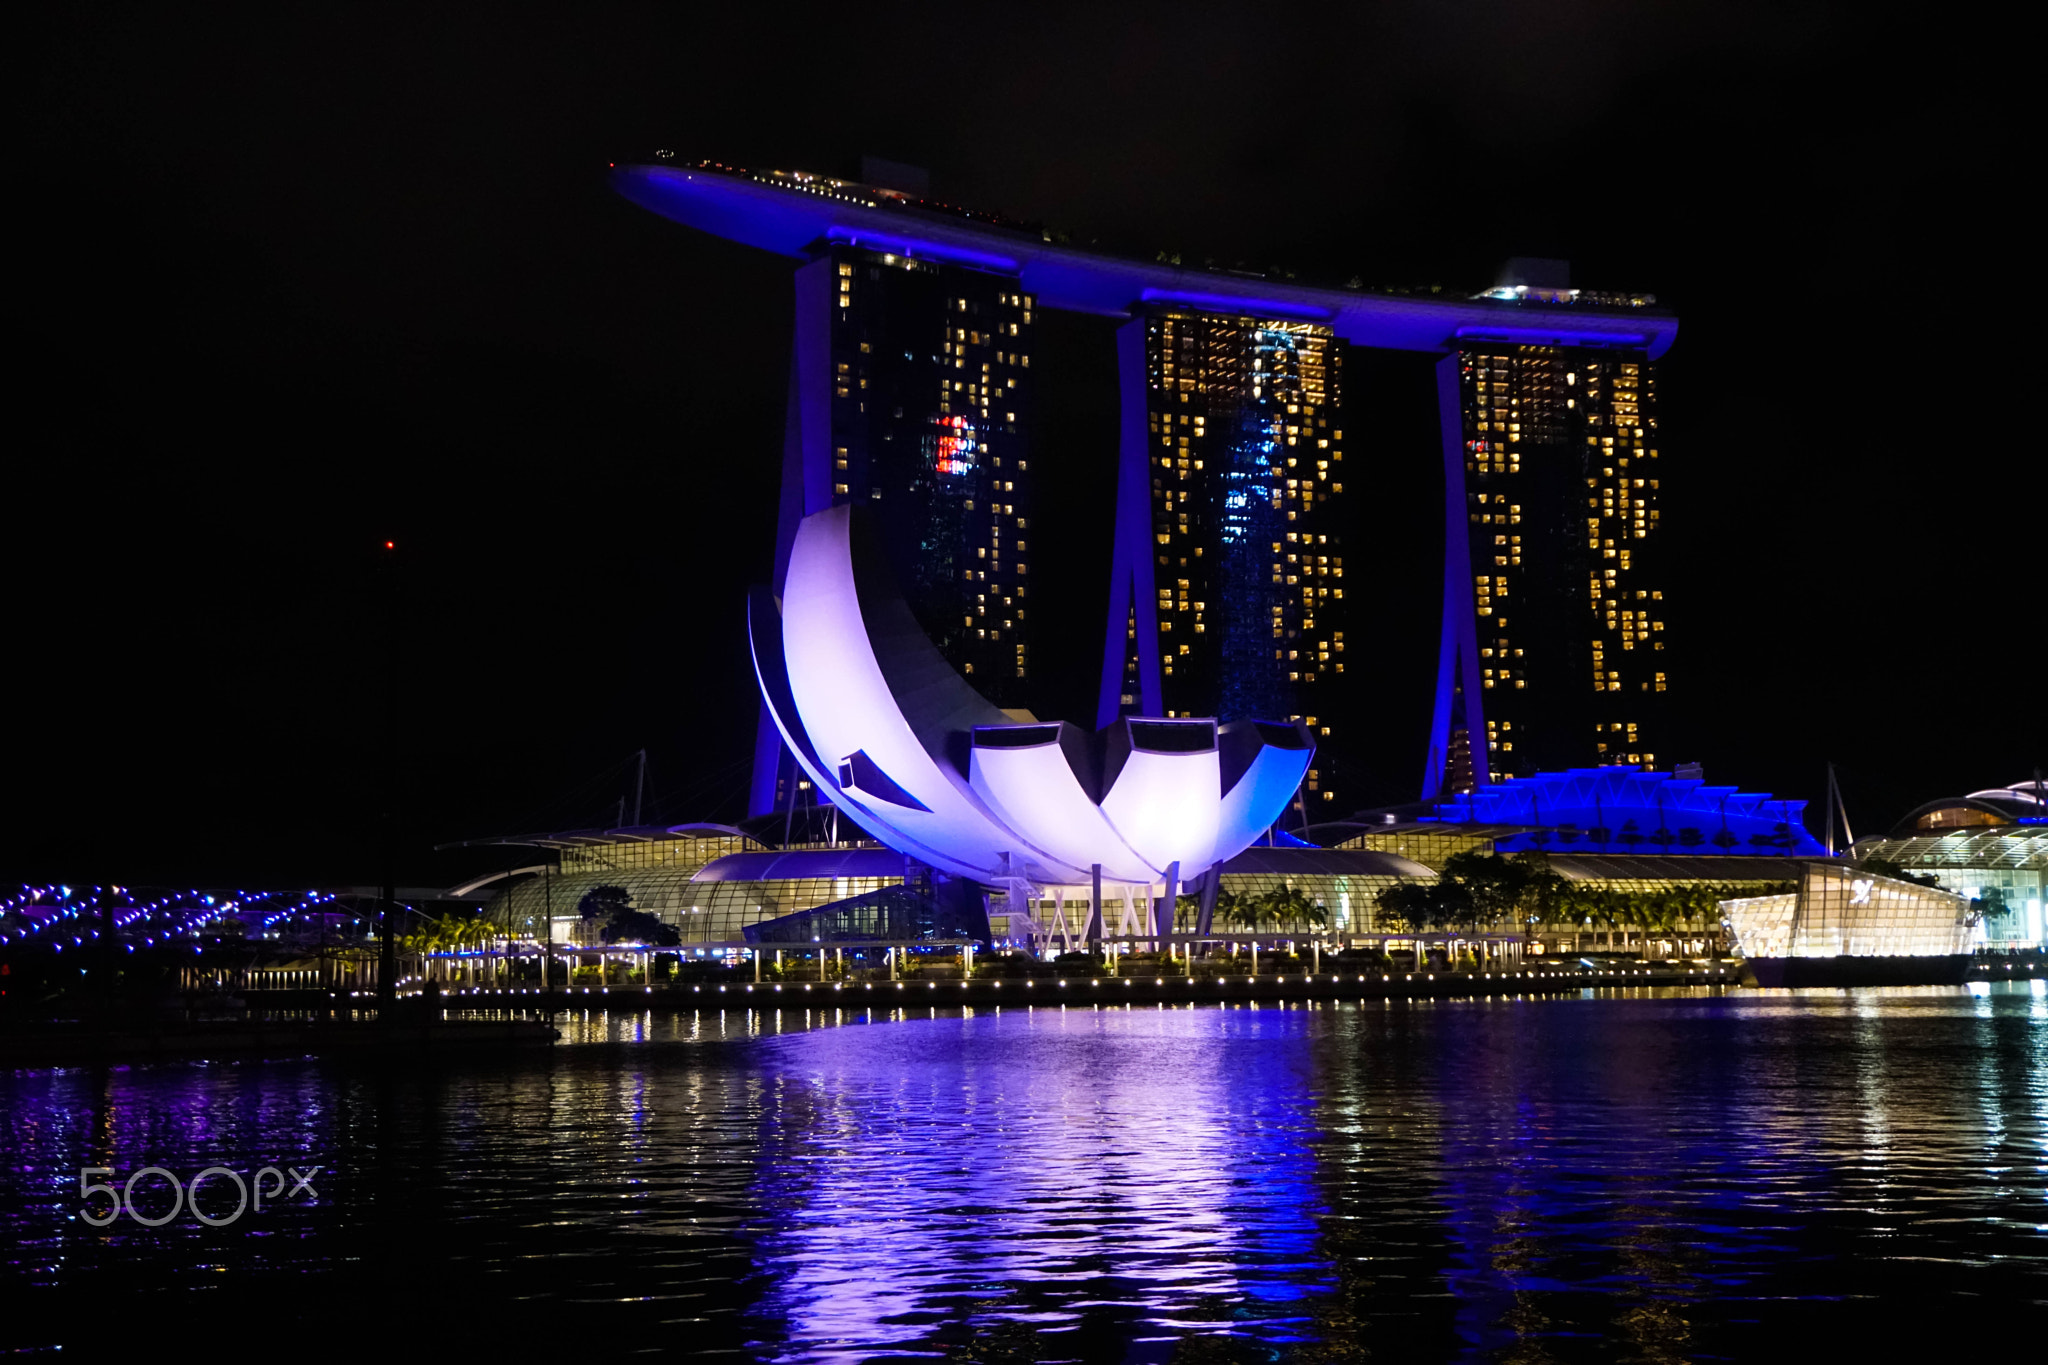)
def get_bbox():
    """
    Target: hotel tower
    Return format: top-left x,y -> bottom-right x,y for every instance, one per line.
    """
1099,307 -> 1349,810
746,182 -> 1040,816
1423,261 -> 1670,797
